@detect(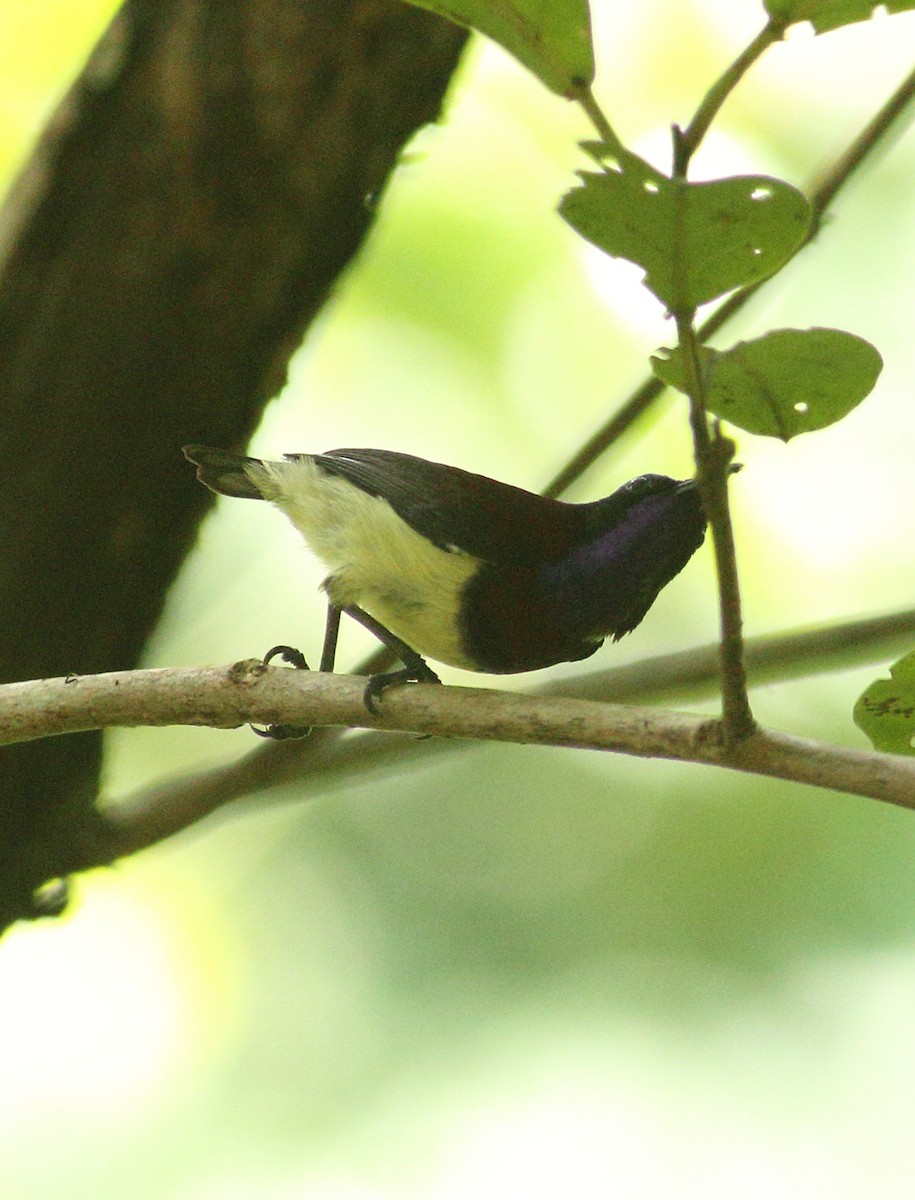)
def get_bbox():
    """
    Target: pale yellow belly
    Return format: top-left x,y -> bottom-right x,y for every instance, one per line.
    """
250,455 -> 483,670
